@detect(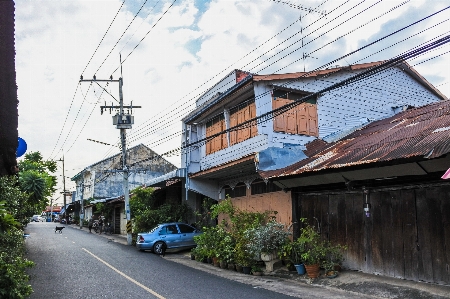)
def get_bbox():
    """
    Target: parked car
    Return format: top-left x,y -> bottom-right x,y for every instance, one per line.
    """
136,222 -> 201,254
32,215 -> 44,222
